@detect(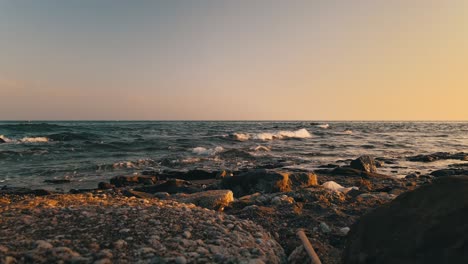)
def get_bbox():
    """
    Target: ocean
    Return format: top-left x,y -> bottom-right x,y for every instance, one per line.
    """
0,121 -> 467,190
